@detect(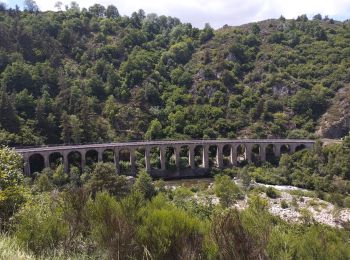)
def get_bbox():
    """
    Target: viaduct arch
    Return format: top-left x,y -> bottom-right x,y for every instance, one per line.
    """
16,139 -> 315,178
